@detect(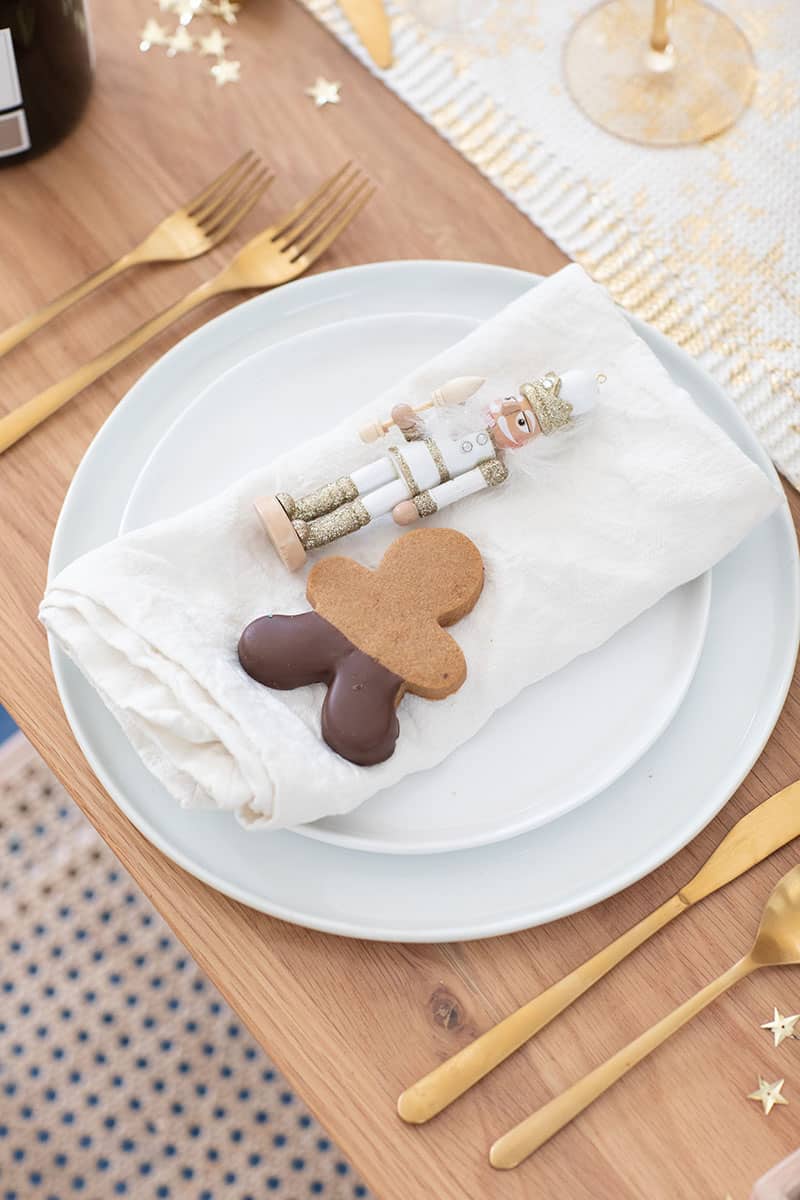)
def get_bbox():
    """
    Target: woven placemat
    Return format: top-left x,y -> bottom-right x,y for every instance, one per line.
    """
299,0 -> 800,485
0,736 -> 368,1200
